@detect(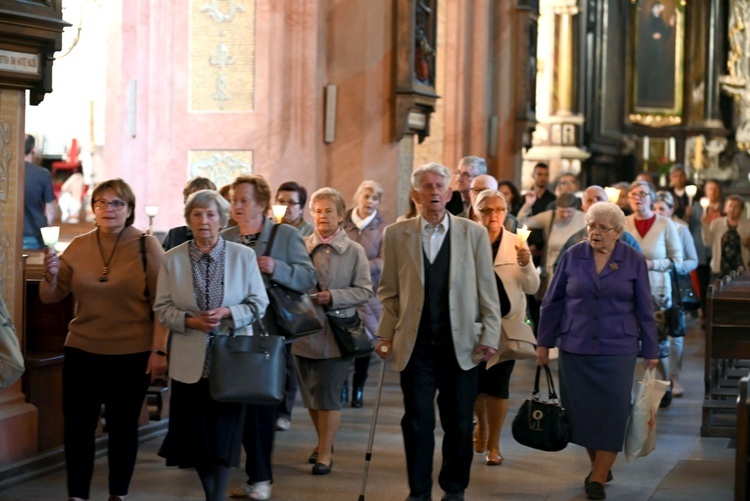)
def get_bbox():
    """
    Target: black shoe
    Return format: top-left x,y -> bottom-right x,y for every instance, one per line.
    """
405,494 -> 430,501
441,490 -> 464,501
585,481 -> 606,500
312,460 -> 332,475
660,383 -> 673,408
308,449 -> 318,464
351,386 -> 364,408
340,384 -> 348,406
584,471 -> 614,488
